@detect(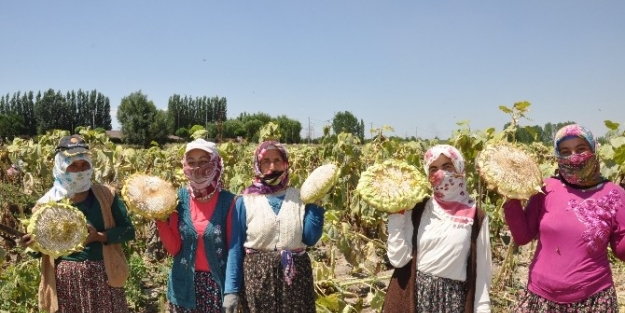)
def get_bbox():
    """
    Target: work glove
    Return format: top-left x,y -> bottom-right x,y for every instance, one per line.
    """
222,293 -> 239,313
